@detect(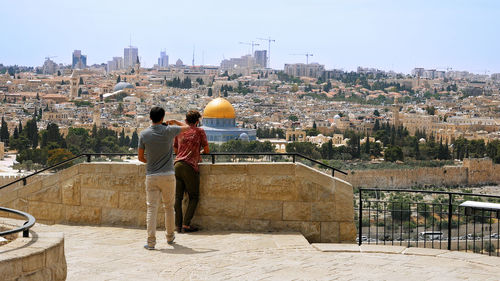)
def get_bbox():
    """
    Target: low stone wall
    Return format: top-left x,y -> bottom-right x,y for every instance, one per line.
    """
0,162 -> 355,243
0,224 -> 66,281
340,158 -> 500,189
